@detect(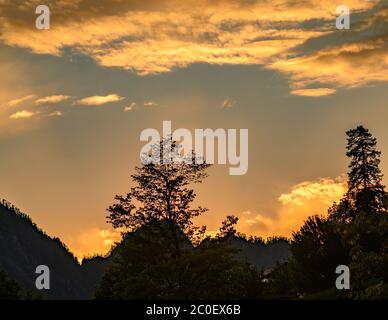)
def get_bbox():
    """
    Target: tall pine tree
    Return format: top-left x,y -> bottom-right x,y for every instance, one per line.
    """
345,126 -> 386,214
